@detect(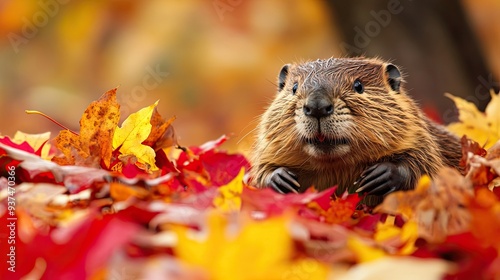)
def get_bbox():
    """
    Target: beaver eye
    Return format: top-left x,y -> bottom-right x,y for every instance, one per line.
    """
353,79 -> 364,94
292,82 -> 298,94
